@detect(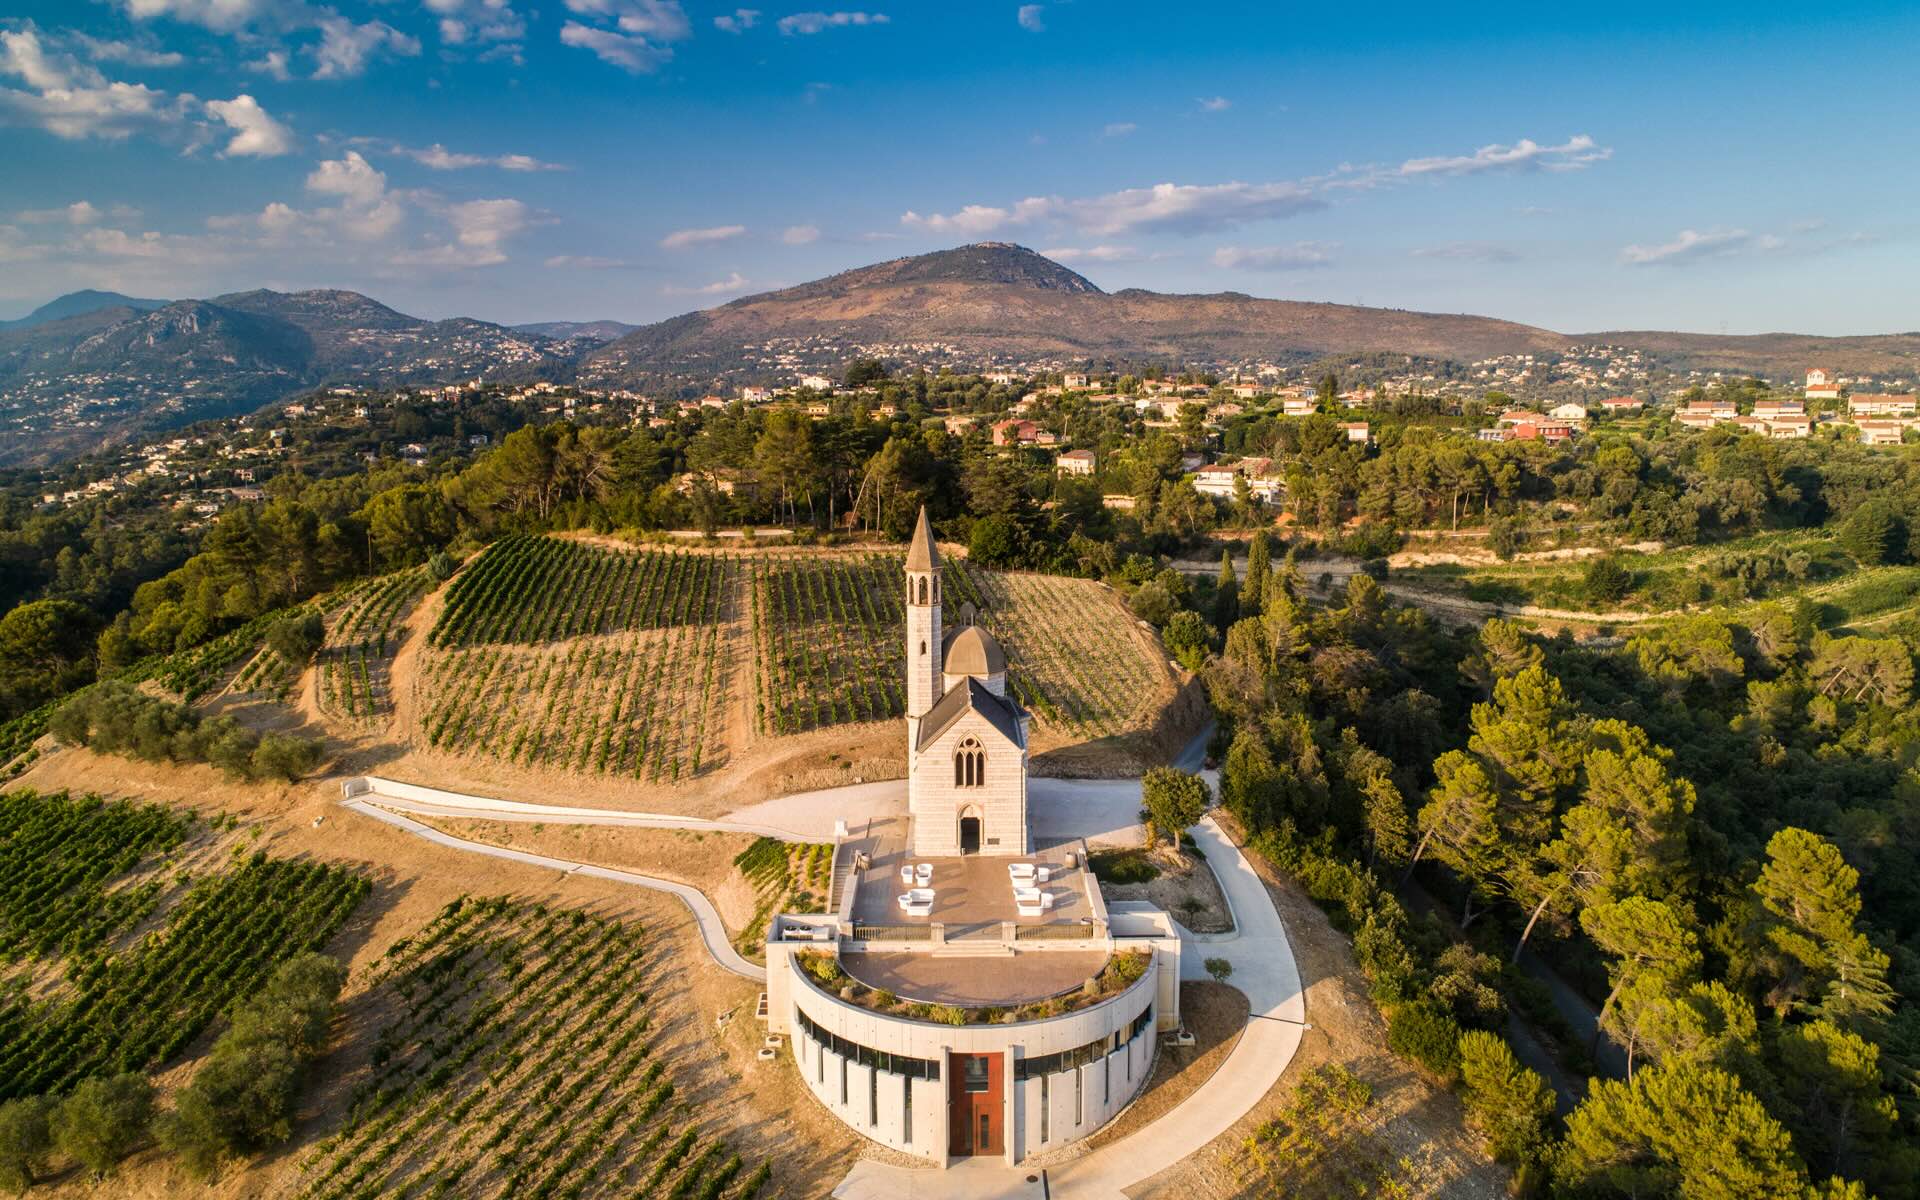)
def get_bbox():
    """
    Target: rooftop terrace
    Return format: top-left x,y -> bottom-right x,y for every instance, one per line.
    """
842,816 -> 1101,938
